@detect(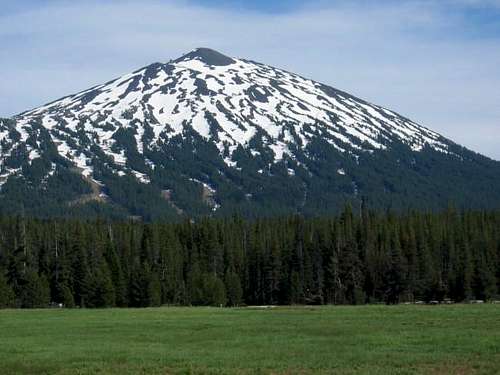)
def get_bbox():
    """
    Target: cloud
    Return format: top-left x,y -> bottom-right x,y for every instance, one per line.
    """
451,0 -> 500,7
0,0 -> 499,159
